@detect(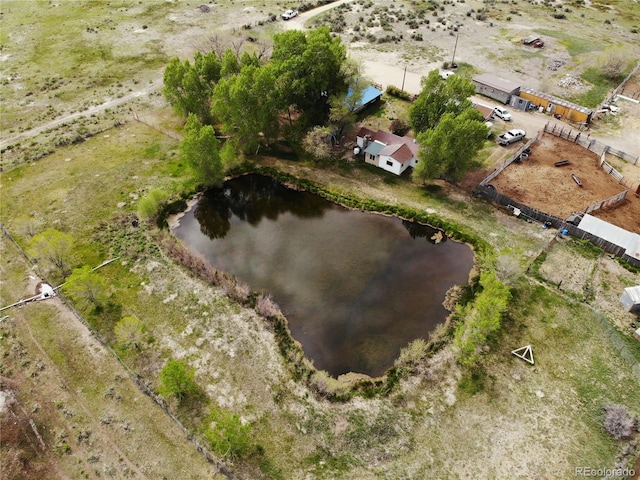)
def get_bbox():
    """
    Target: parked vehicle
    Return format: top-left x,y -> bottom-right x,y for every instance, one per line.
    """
281,9 -> 298,20
498,129 -> 526,145
493,106 -> 512,121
